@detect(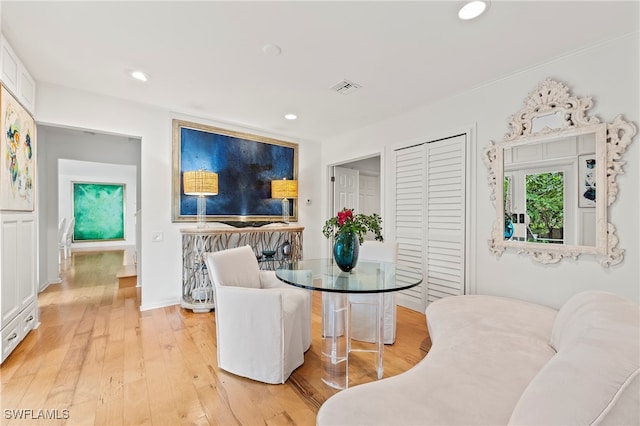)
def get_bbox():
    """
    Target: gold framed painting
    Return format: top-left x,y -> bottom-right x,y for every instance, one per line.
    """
0,84 -> 35,211
172,119 -> 298,223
